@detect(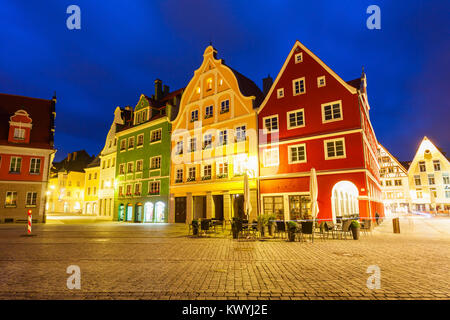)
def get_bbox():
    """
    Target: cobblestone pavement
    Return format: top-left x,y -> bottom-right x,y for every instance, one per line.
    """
0,214 -> 449,300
